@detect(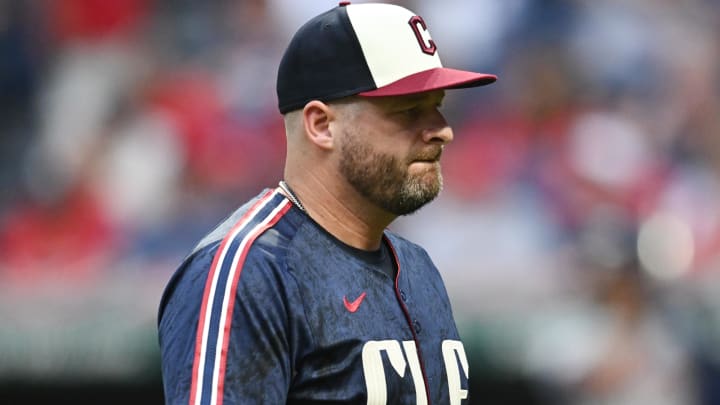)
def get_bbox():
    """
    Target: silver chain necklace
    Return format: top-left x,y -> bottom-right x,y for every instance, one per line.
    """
278,180 -> 306,212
